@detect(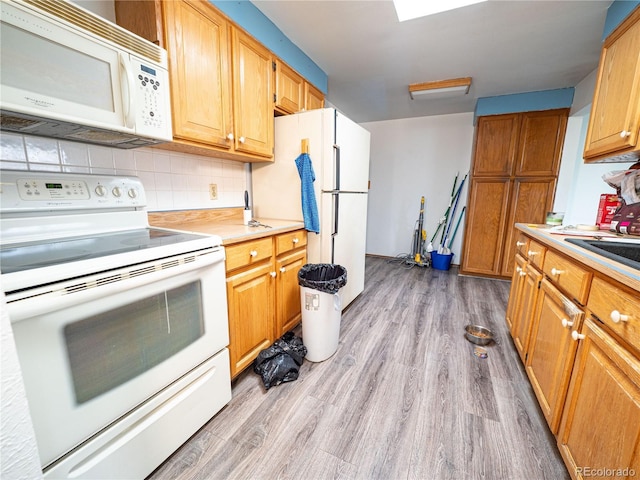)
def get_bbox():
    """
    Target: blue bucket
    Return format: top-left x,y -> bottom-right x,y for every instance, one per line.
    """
430,251 -> 454,271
